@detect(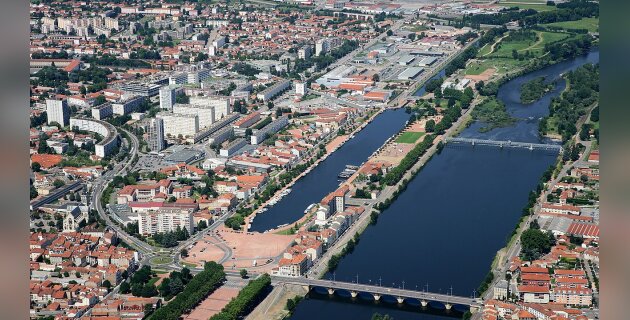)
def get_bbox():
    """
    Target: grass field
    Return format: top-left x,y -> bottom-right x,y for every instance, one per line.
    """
468,58 -> 529,76
478,43 -> 493,56
527,31 -> 571,54
466,60 -> 492,75
181,261 -> 198,268
396,131 -> 424,144
402,24 -> 429,32
543,17 -> 599,33
150,256 -> 174,265
490,38 -> 536,57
